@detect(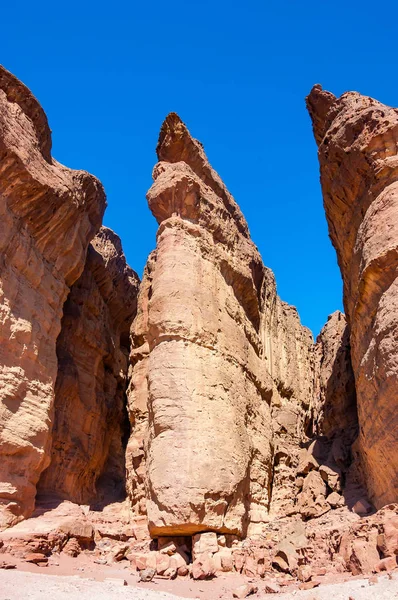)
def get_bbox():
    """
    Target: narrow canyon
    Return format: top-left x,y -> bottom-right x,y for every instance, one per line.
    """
0,65 -> 397,592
